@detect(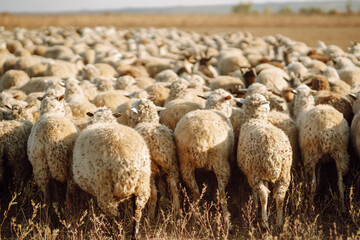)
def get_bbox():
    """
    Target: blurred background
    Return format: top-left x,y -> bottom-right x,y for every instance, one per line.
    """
0,0 -> 359,49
